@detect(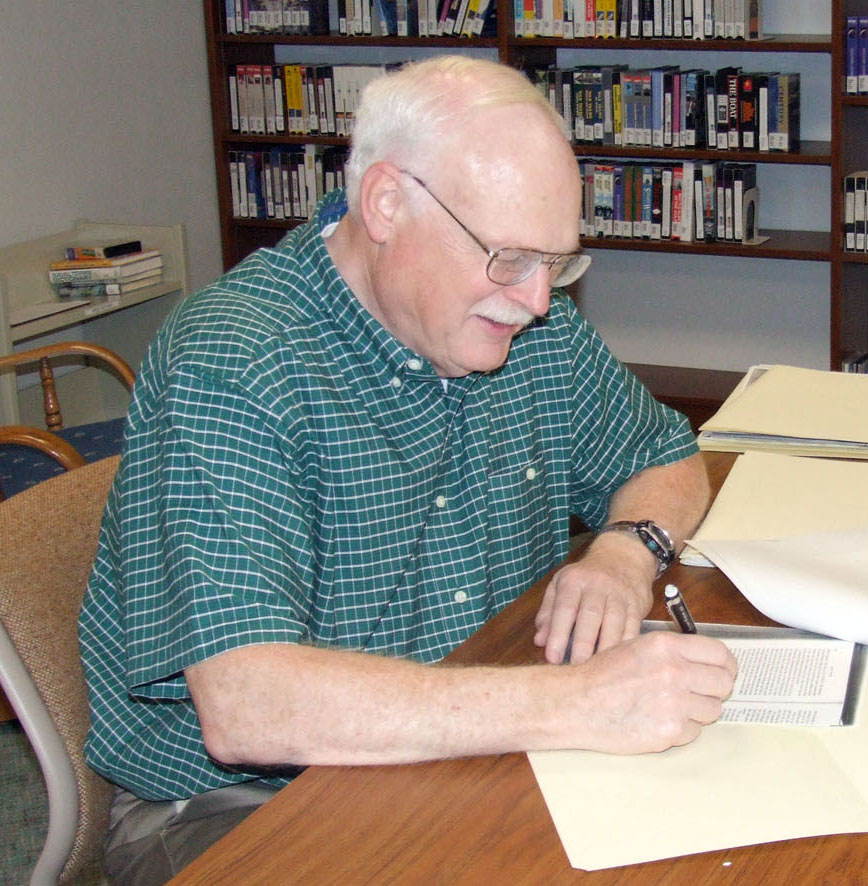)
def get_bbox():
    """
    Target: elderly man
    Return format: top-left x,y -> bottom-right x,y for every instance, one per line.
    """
80,56 -> 735,883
